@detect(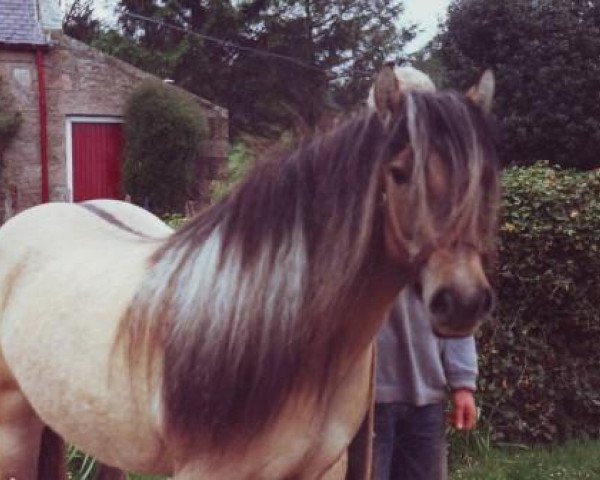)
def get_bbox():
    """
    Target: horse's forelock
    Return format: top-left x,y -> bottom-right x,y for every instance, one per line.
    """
405,90 -> 499,251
